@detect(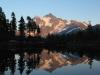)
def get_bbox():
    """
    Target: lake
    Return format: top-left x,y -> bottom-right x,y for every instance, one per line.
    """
0,48 -> 100,75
